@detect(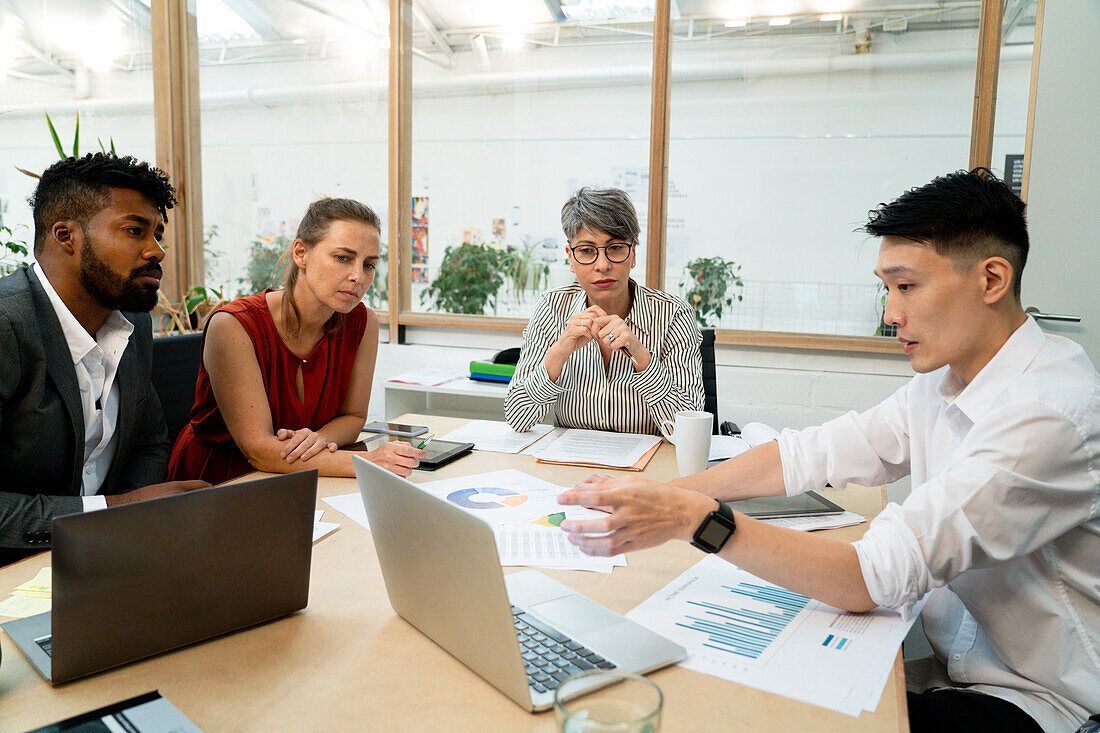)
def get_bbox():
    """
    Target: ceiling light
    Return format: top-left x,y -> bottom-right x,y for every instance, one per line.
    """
769,17 -> 791,26
820,14 -> 842,22
725,19 -> 748,28
501,33 -> 526,51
